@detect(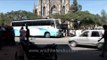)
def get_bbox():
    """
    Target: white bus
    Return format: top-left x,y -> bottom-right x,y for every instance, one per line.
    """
12,19 -> 62,38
